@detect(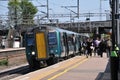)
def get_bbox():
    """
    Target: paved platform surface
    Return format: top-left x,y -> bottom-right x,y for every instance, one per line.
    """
102,60 -> 120,80
46,56 -> 110,80
11,53 -> 120,80
0,48 -> 120,80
